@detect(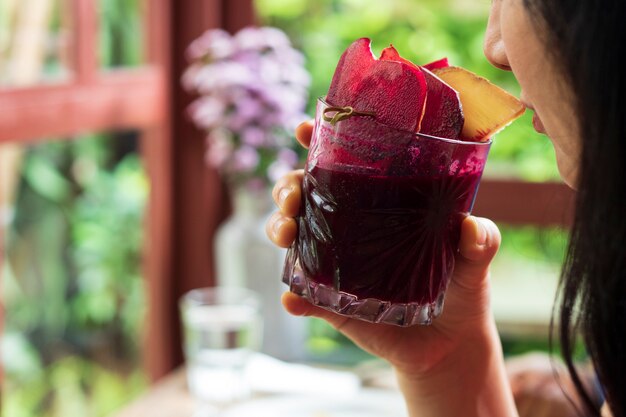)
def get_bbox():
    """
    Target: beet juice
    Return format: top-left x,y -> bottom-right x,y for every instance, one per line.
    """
283,99 -> 491,326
